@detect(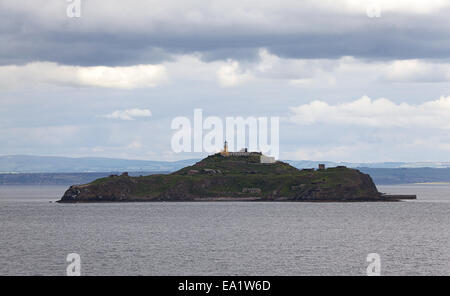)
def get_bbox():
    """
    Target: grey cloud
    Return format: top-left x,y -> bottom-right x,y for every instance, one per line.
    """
2,2 -> 450,66
4,29 -> 450,67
